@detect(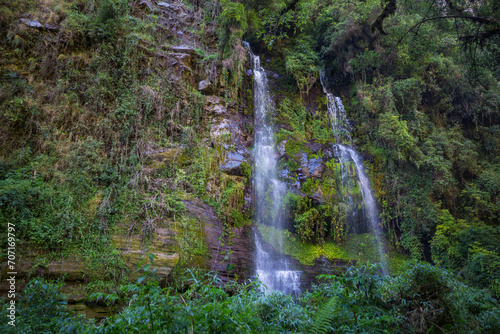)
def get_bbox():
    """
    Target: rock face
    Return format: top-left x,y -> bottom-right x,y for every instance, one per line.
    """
205,96 -> 226,114
112,228 -> 180,279
208,95 -> 253,177
253,228 -> 349,290
183,198 -> 254,283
